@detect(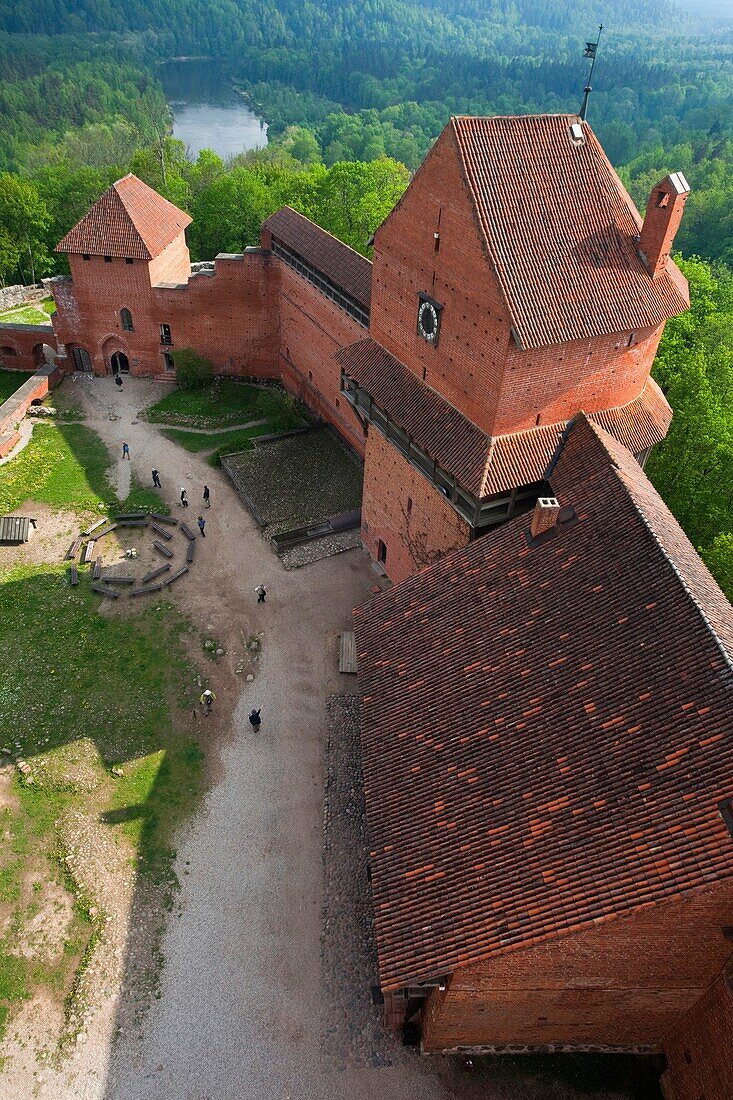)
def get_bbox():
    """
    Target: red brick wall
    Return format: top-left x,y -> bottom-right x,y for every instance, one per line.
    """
370,128 -> 511,432
421,884 -> 733,1053
369,125 -> 667,439
0,325 -> 57,372
661,973 -> 733,1100
277,265 -> 367,455
361,429 -> 469,584
52,247 -> 279,379
495,325 -> 664,434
